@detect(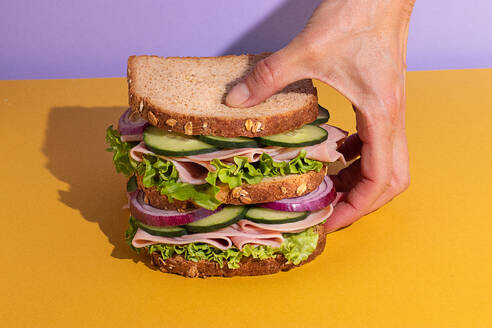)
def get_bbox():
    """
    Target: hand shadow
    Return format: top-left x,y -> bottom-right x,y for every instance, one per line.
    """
42,106 -> 153,268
